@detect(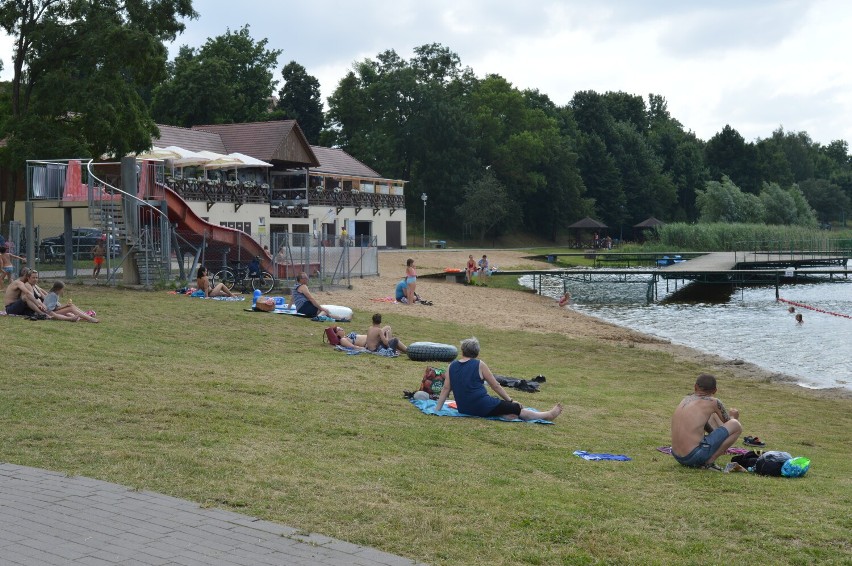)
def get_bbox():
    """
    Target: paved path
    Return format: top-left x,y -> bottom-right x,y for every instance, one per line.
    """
0,463 -> 423,565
